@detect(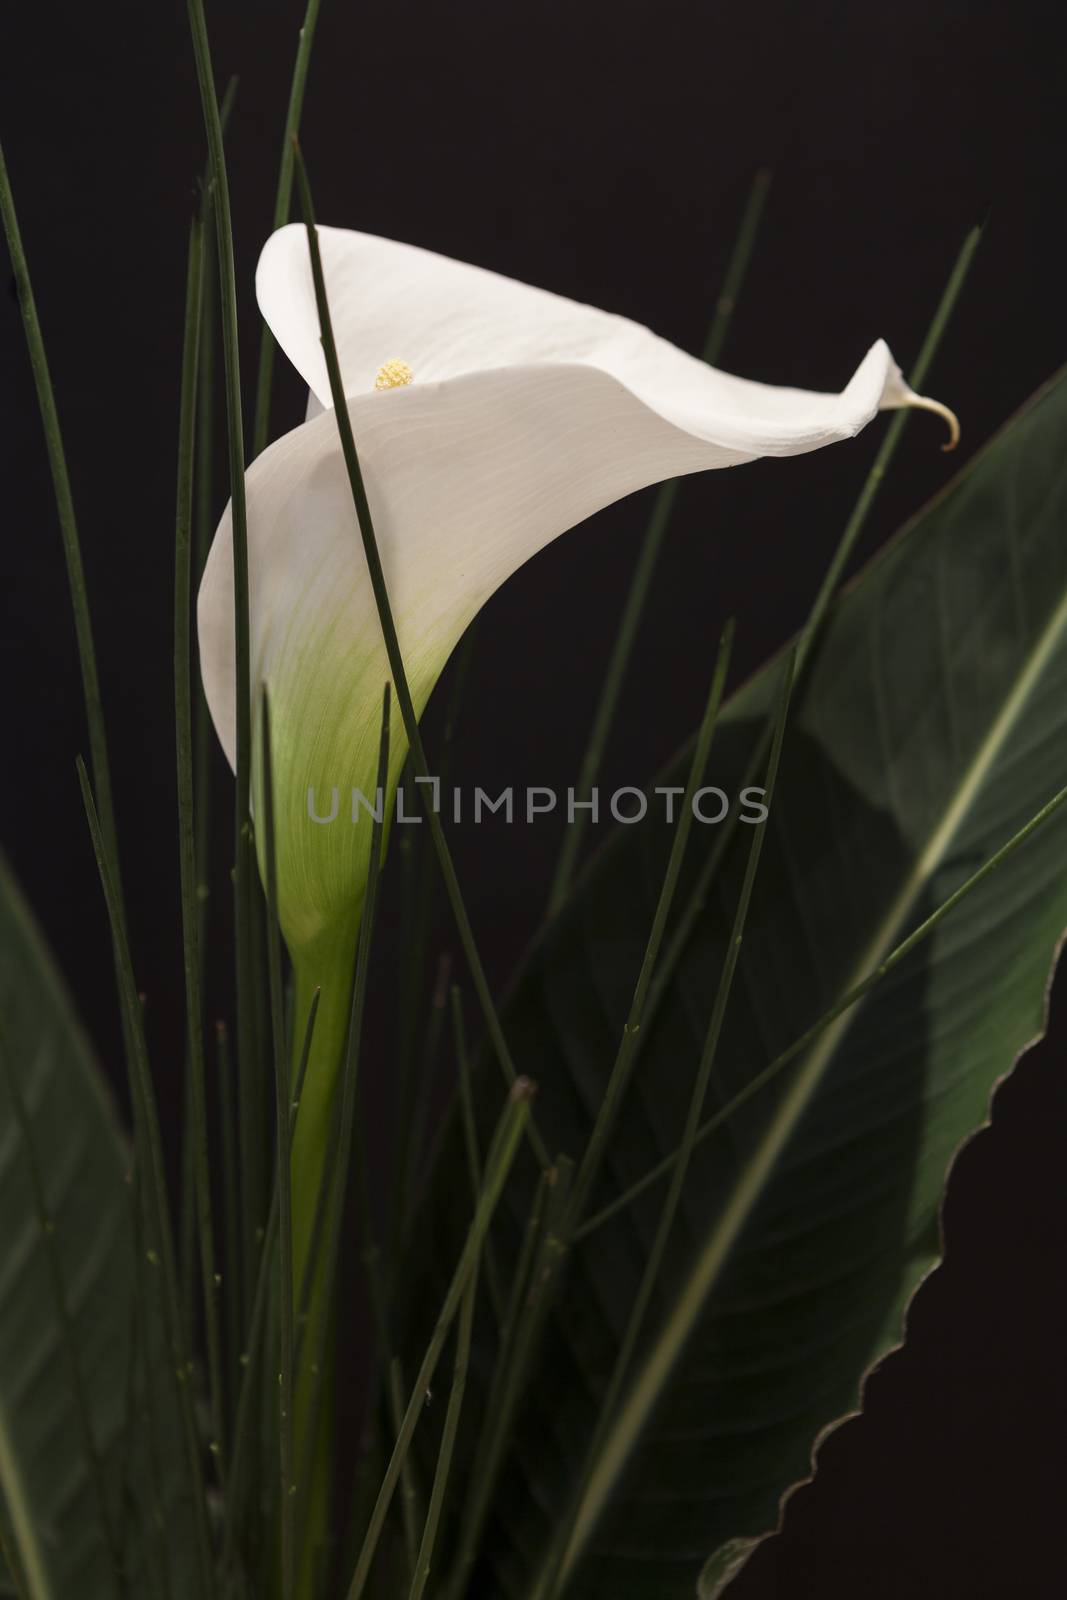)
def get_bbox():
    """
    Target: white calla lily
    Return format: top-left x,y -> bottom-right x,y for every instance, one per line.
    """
199,223 -> 957,978
197,222 -> 958,1375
